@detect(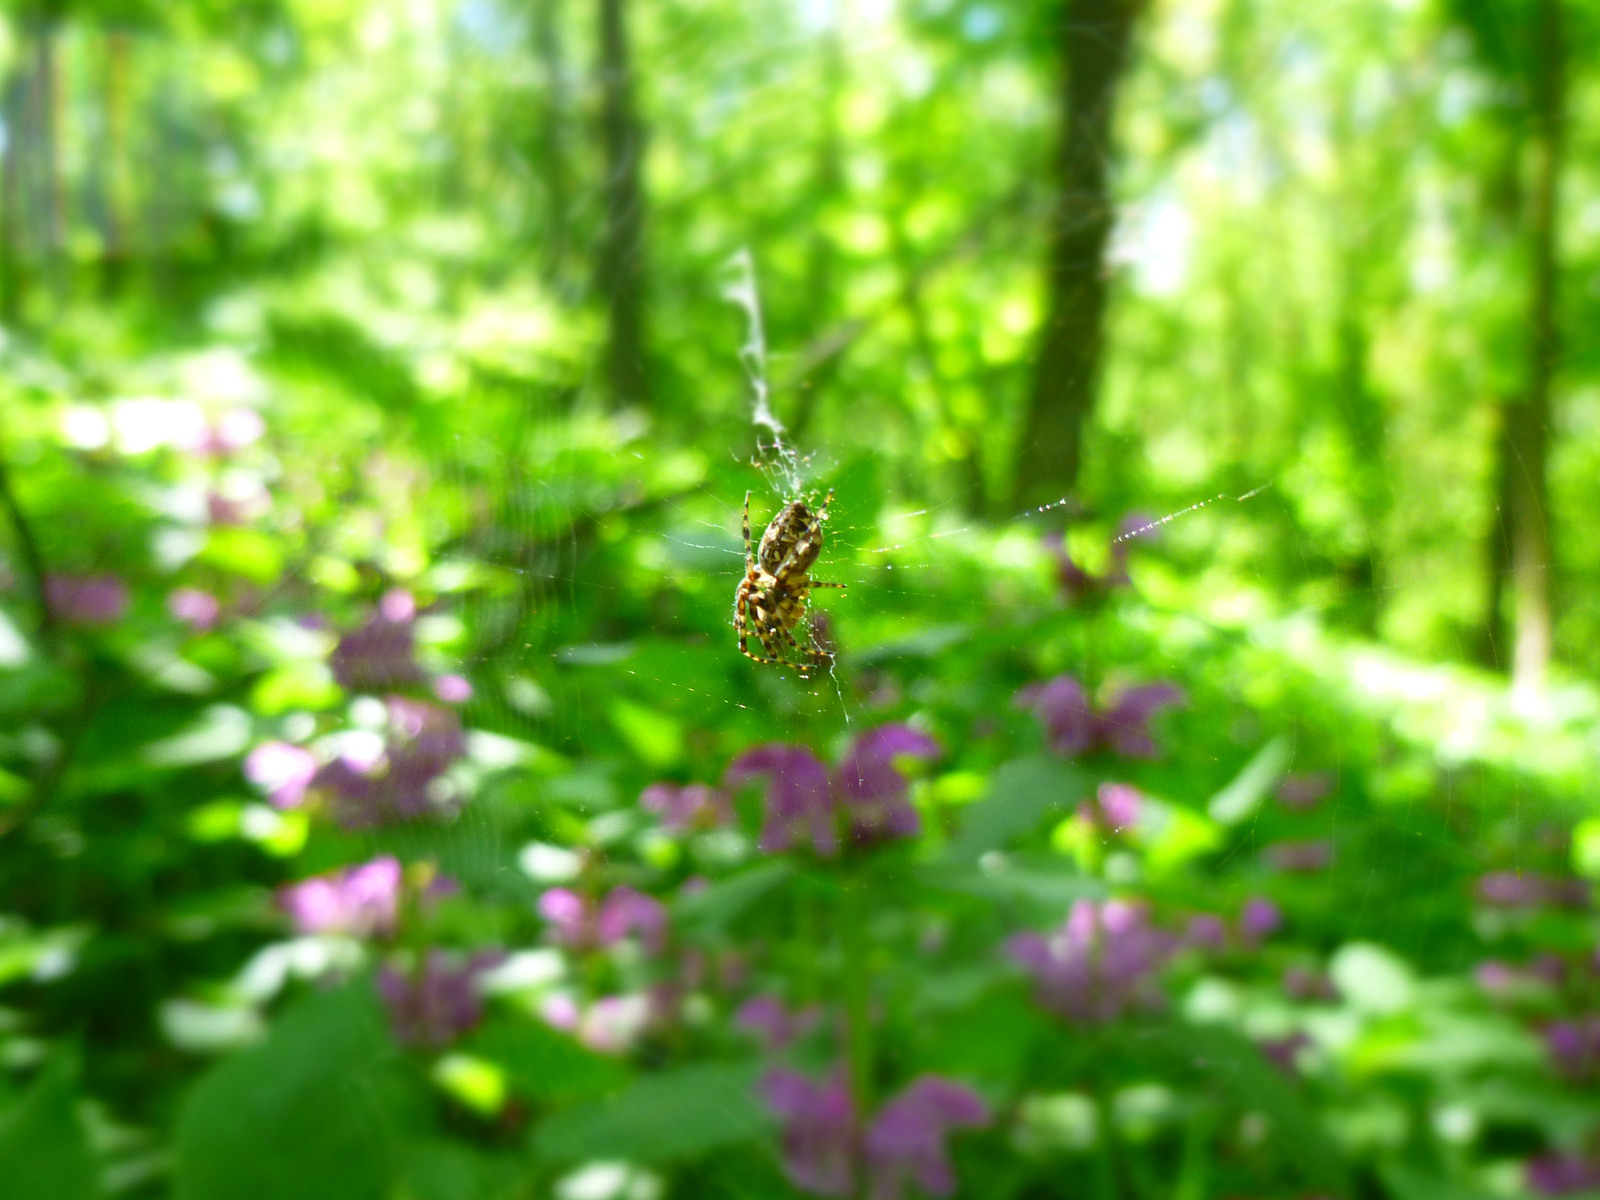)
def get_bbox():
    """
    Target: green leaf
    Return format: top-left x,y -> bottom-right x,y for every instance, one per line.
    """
1206,736 -> 1292,825
533,1062 -> 771,1164
674,861 -> 793,934
1379,1163 -> 1503,1200
174,984 -> 425,1200
463,1019 -> 628,1105
918,862 -> 1103,909
0,1056 -> 102,1200
1156,1023 -> 1351,1197
402,1140 -> 523,1200
609,699 -> 685,768
943,758 -> 1085,864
